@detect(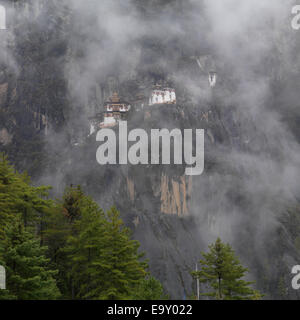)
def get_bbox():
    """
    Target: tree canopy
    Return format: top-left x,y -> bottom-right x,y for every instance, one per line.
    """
191,238 -> 262,300
0,156 -> 167,300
